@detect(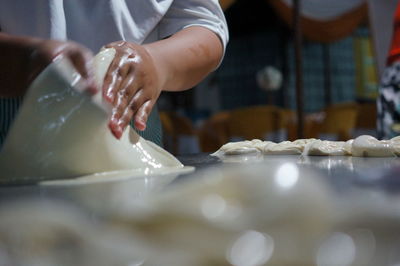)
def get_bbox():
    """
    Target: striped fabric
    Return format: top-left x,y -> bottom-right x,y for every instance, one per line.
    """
286,36 -> 356,112
215,28 -> 367,113
133,105 -> 163,147
0,97 -> 22,148
0,98 -> 162,148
